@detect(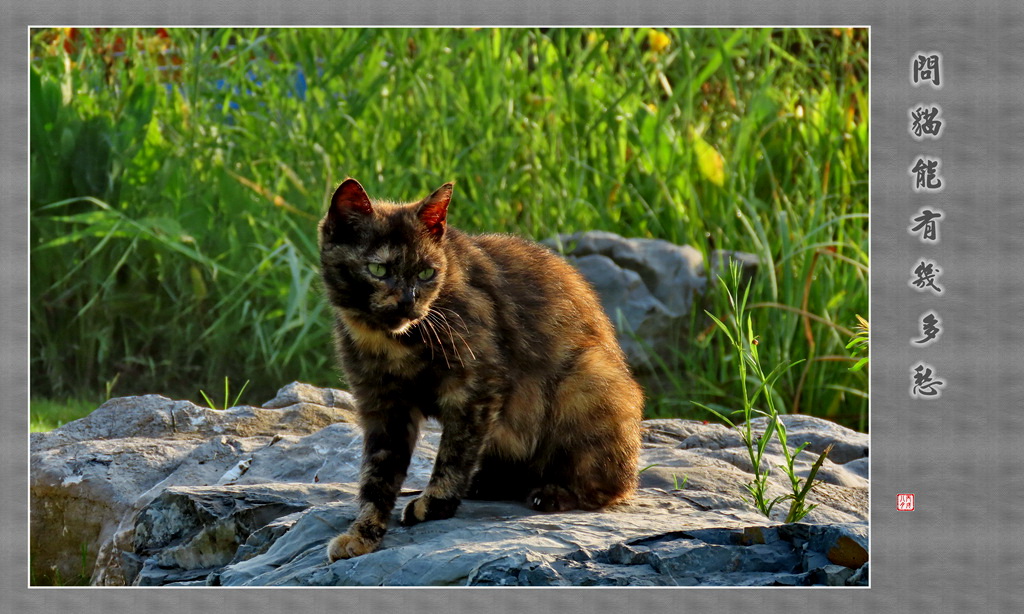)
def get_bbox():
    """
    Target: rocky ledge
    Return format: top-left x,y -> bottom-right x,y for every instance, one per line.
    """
30,382 -> 868,587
